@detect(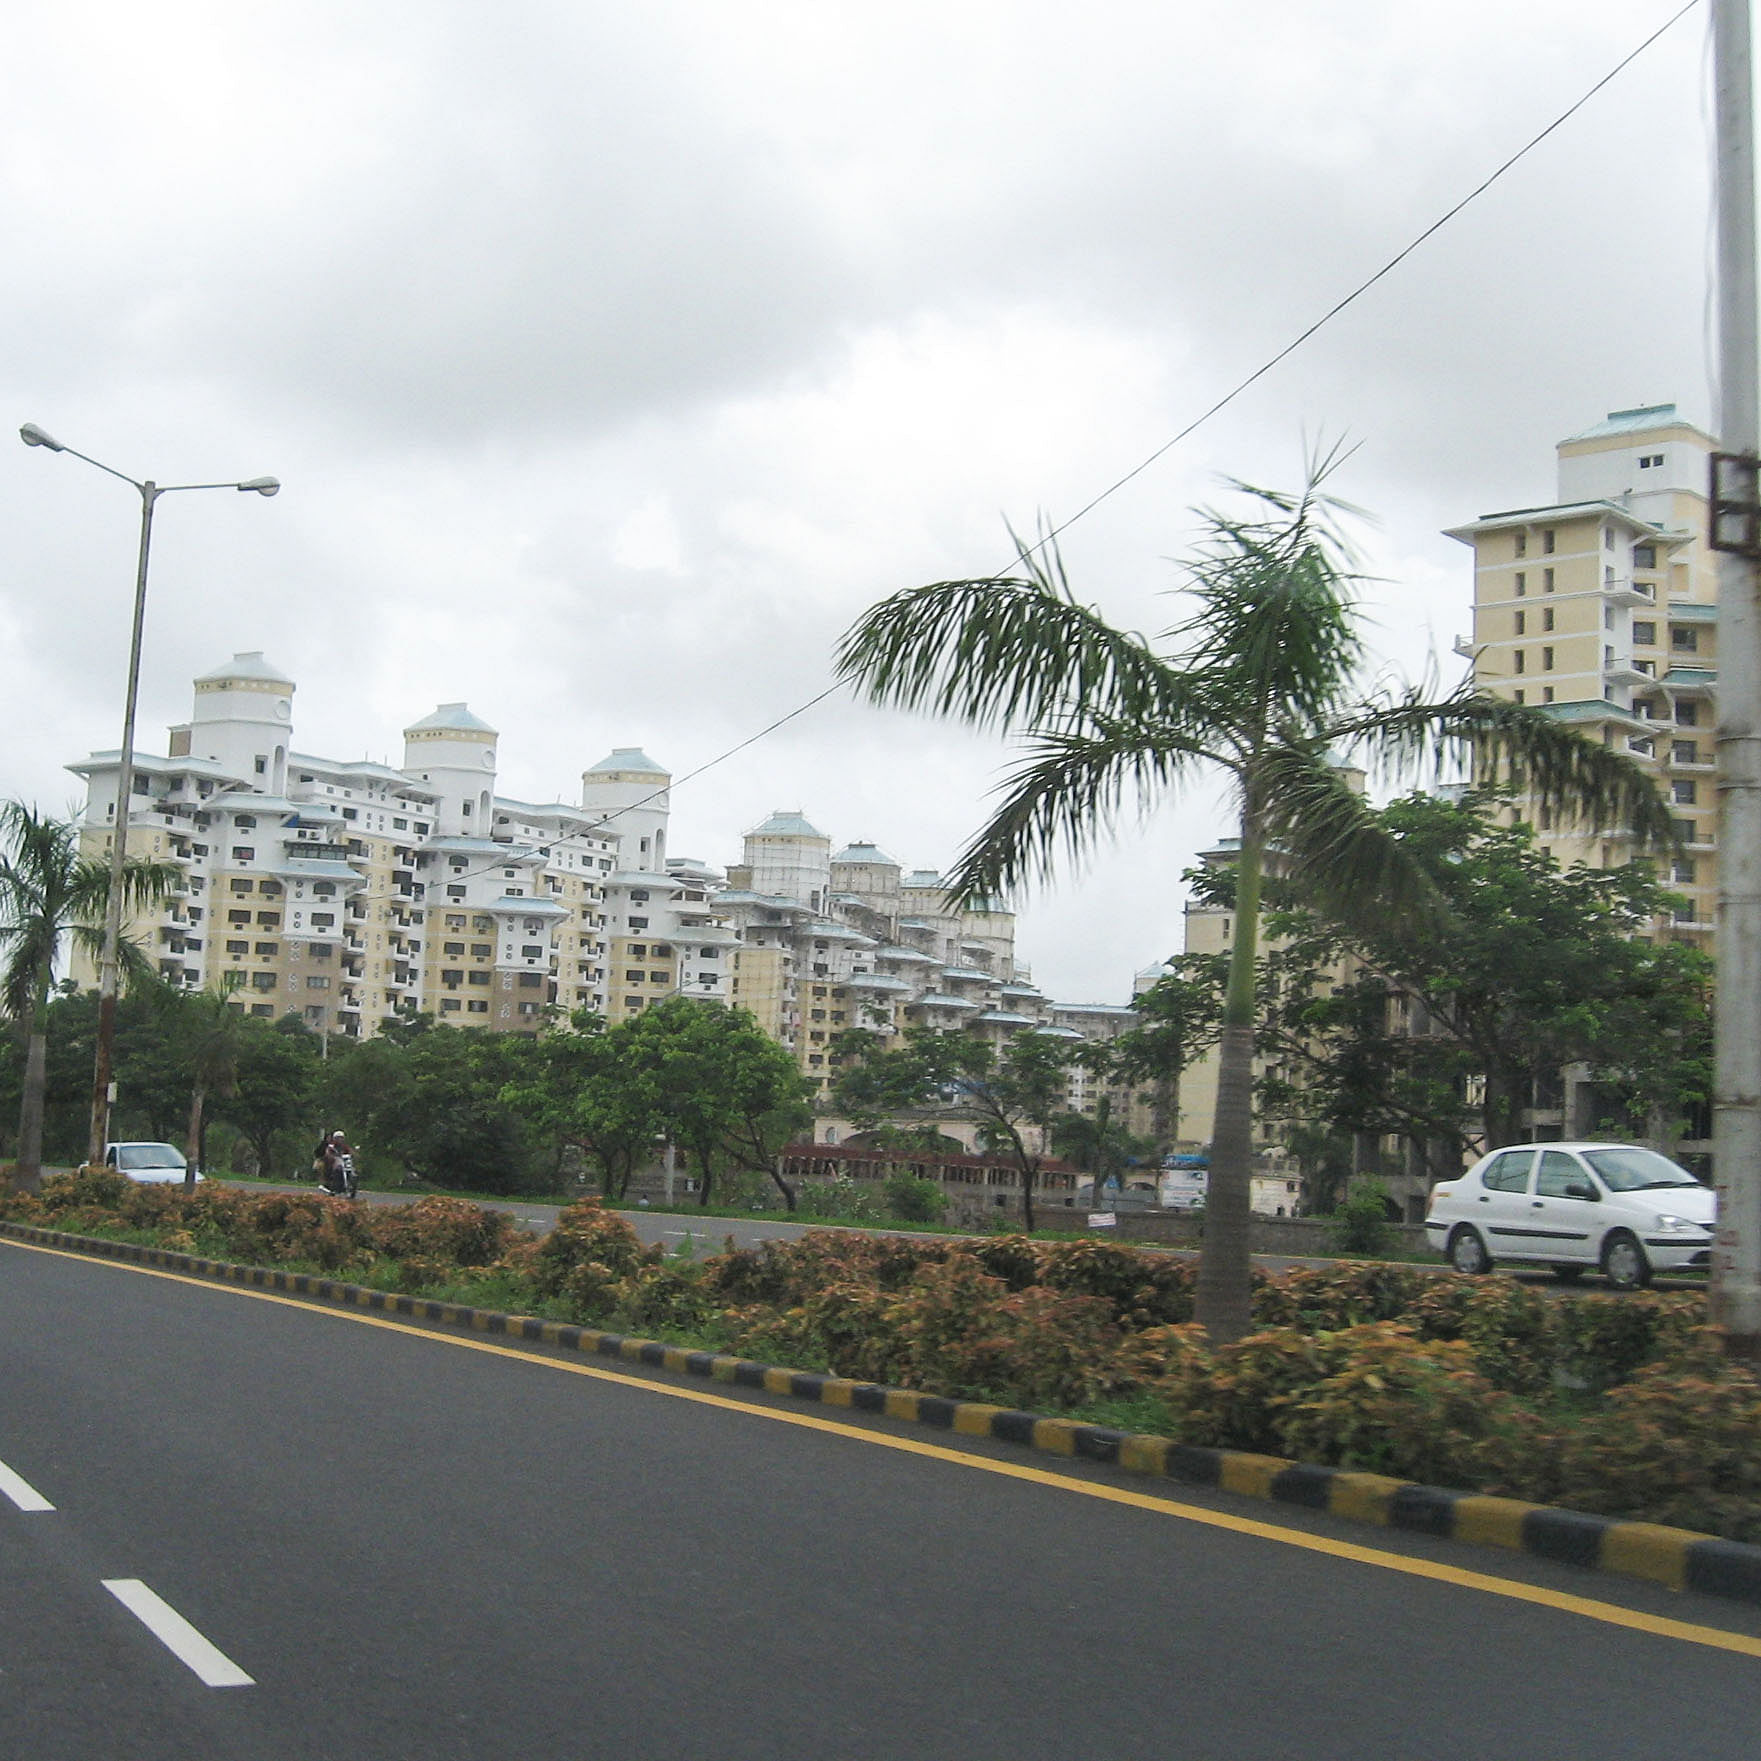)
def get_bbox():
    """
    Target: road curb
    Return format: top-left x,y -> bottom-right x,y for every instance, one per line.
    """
10,1219 -> 1761,1611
